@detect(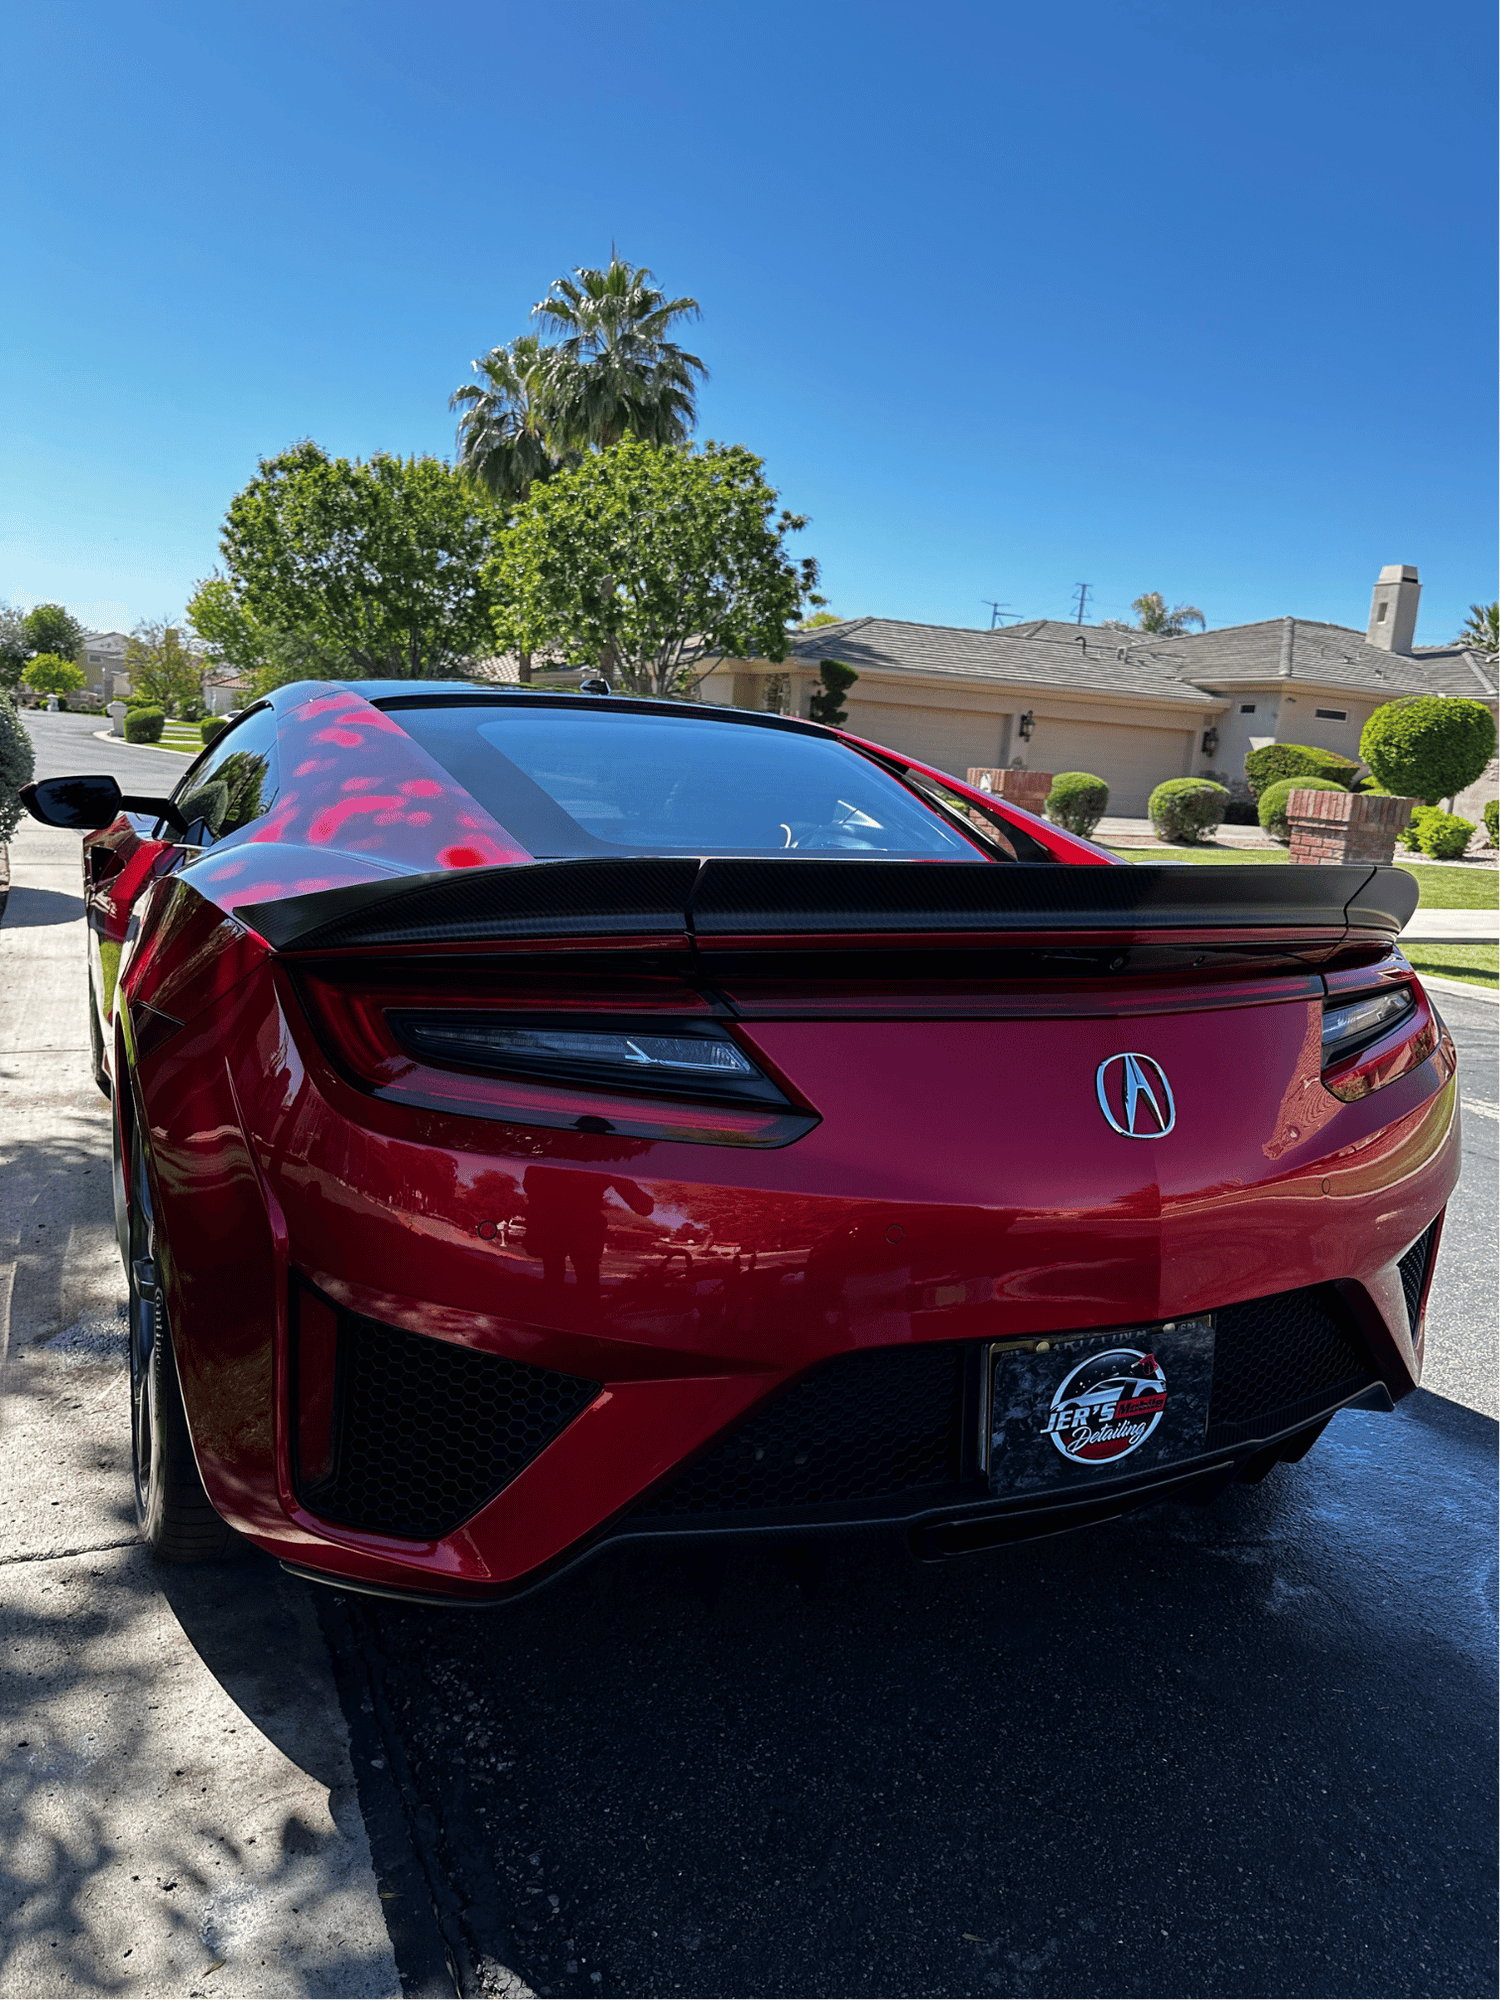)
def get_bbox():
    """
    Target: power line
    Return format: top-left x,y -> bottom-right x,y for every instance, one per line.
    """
1072,582 -> 1092,625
